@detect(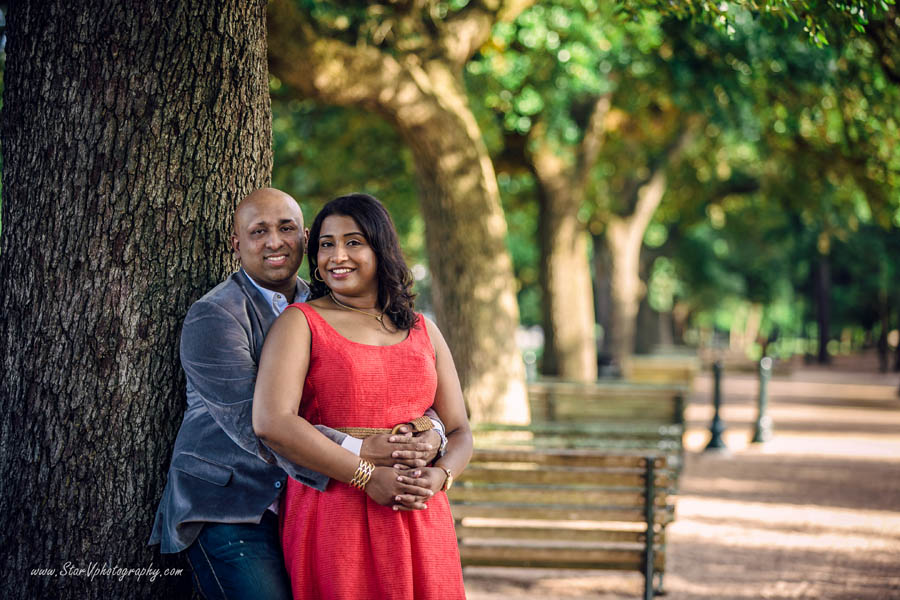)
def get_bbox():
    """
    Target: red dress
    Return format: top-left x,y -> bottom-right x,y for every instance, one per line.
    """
279,303 -> 466,600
